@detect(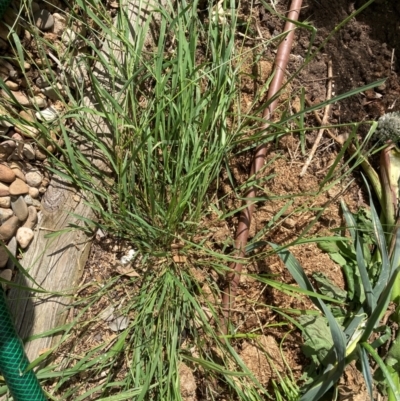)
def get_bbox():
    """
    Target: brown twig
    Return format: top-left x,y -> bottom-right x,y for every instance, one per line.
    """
299,59 -> 333,176
220,0 -> 303,334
